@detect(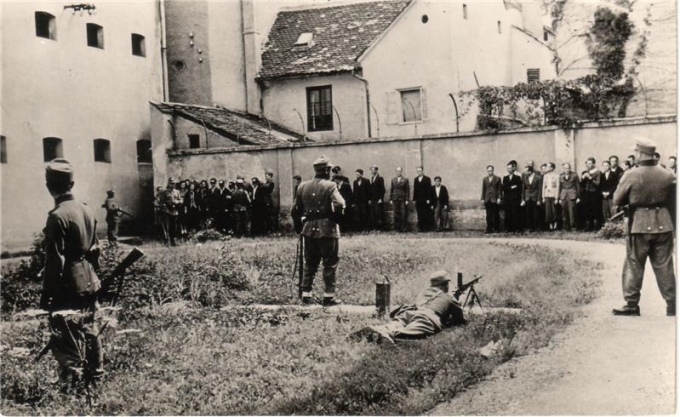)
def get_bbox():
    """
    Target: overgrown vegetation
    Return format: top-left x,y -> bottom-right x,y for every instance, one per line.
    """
1,236 -> 604,415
